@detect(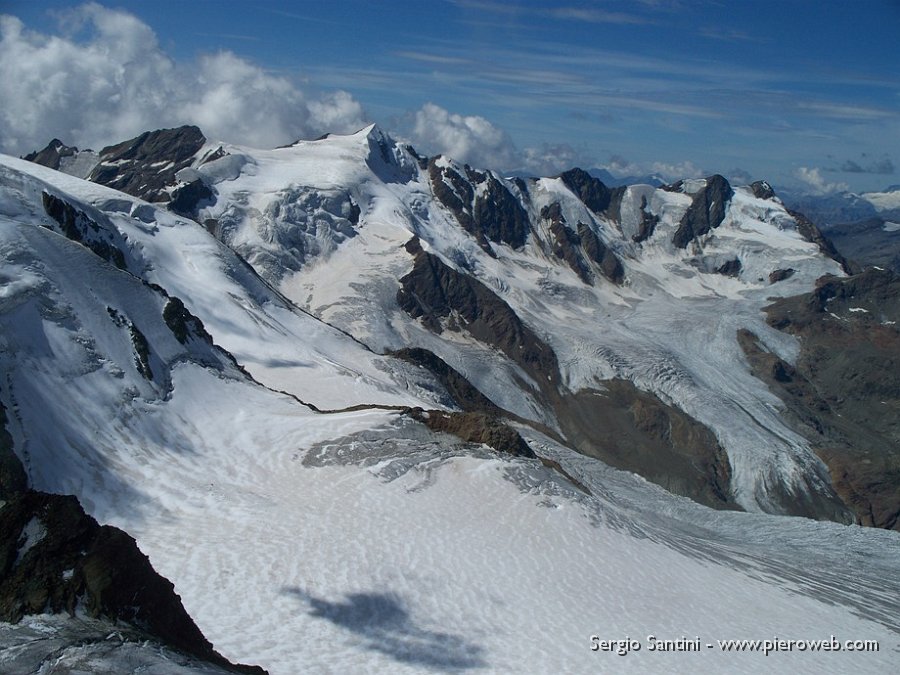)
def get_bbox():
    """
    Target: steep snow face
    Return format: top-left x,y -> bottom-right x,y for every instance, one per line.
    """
183,127 -> 845,514
0,156 -> 449,412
